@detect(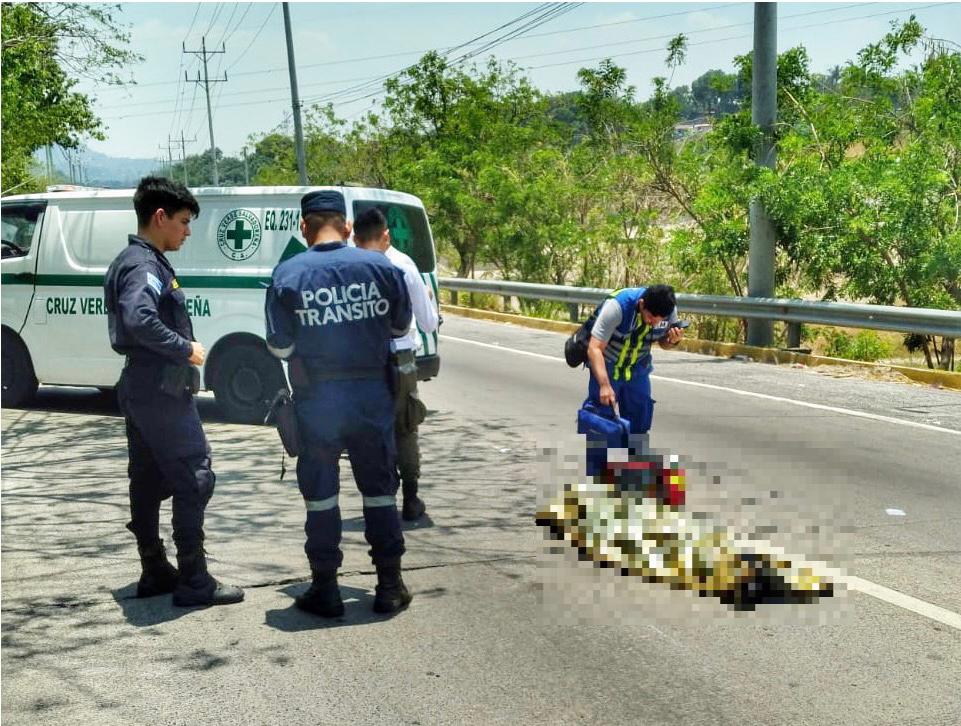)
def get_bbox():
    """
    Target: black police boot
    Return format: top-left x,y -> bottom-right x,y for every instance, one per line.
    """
401,480 -> 426,521
172,548 -> 245,607
135,539 -> 179,598
373,564 -> 412,614
295,568 -> 344,618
